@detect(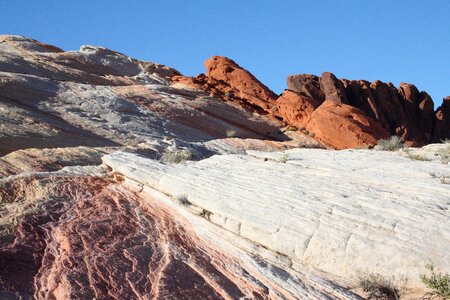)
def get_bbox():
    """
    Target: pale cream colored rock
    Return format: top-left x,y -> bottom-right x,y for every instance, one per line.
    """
103,145 -> 450,295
